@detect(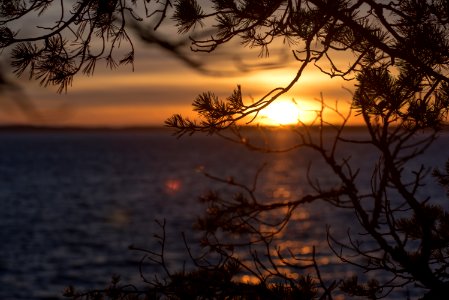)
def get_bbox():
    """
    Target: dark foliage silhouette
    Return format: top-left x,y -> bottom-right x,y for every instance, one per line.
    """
2,1 -> 449,299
